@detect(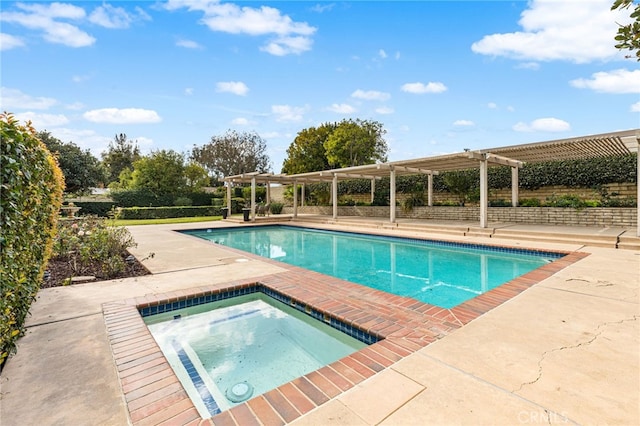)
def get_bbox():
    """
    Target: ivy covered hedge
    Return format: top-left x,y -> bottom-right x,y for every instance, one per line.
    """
115,206 -> 224,220
0,114 -> 64,368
